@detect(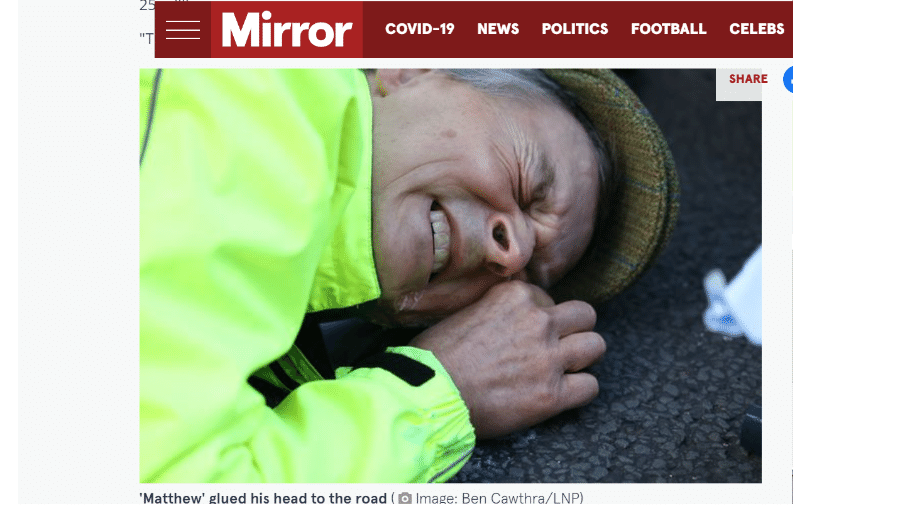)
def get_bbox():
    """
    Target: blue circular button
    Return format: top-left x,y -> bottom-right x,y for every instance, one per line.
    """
784,66 -> 793,93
